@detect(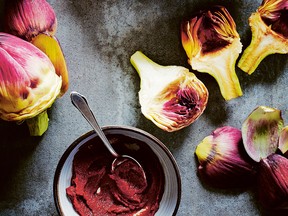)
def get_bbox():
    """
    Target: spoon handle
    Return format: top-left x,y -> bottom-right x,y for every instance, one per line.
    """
70,91 -> 119,158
